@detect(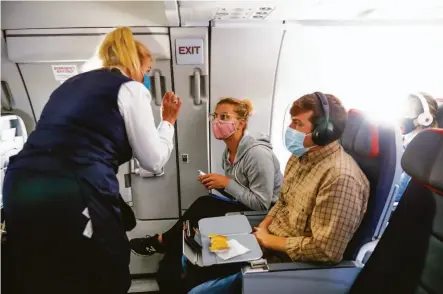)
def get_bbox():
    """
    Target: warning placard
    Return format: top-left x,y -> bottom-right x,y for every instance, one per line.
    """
51,65 -> 79,82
